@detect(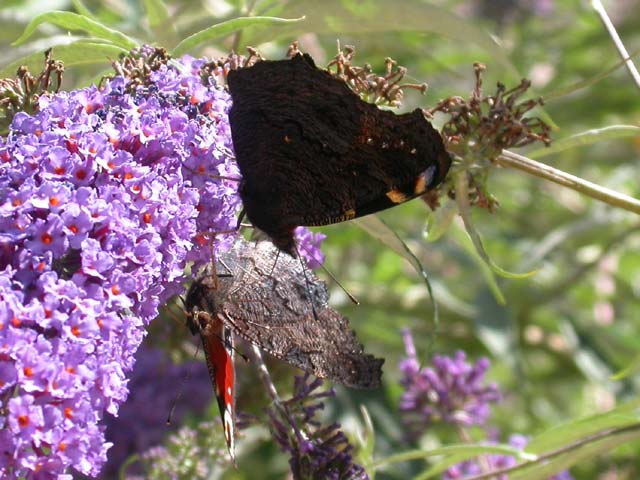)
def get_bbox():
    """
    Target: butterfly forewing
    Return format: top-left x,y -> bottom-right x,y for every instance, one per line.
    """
227,53 -> 452,255
185,280 -> 236,461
